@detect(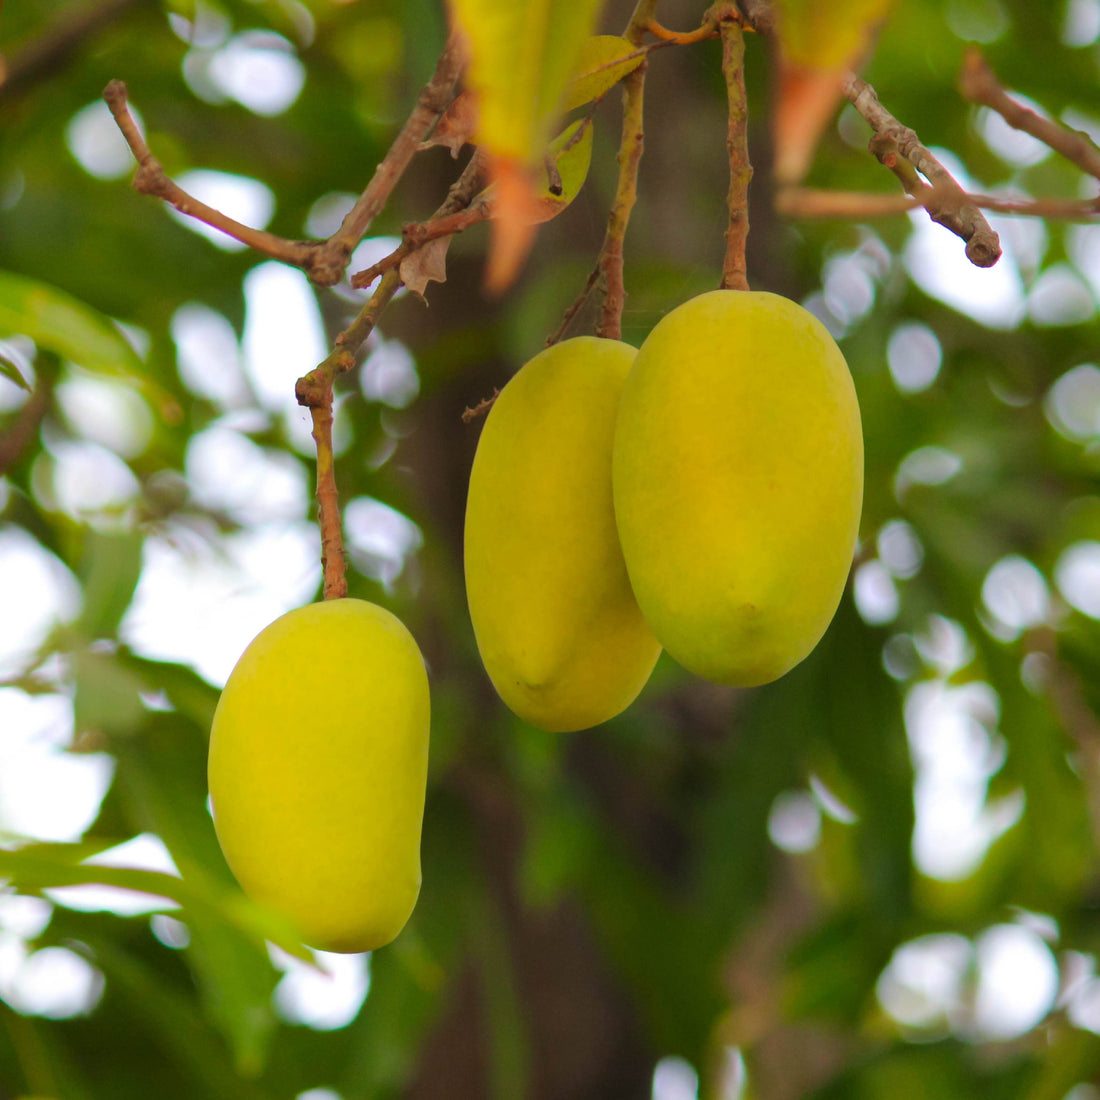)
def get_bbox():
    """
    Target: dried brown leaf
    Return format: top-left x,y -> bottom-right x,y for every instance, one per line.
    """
400,237 -> 452,297
420,91 -> 478,157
